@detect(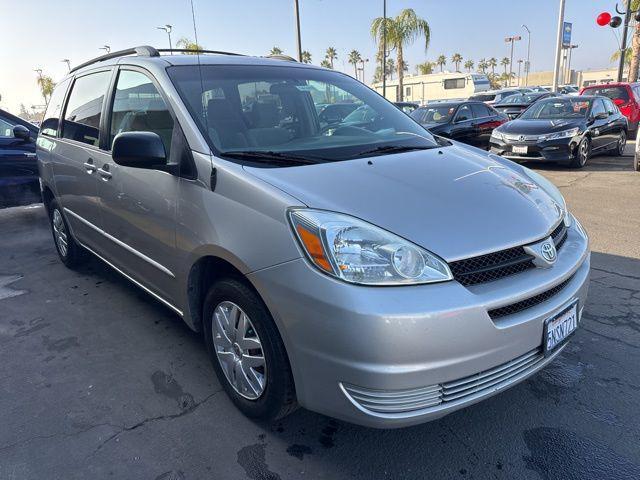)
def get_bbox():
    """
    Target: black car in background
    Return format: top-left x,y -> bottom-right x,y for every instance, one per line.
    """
490,95 -> 627,168
493,92 -> 557,120
0,108 -> 40,207
410,100 -> 508,149
394,102 -> 420,114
